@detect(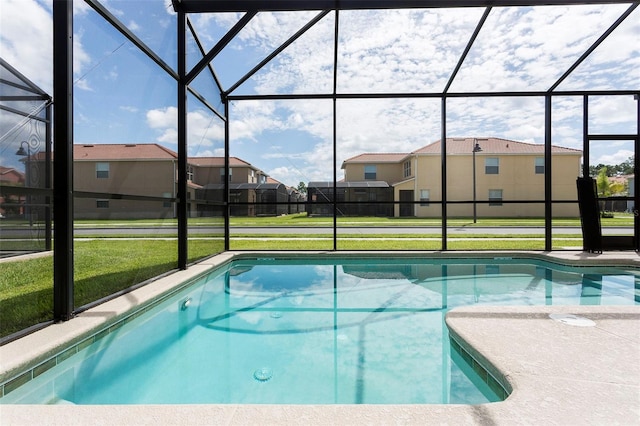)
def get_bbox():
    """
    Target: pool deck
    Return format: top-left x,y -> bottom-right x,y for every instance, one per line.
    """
1,250 -> 639,425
